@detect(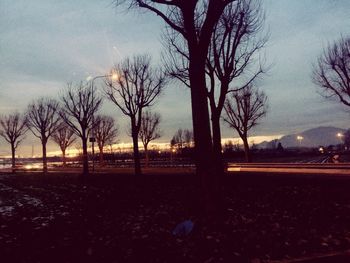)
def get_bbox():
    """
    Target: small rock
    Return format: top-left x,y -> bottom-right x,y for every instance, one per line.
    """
172,220 -> 194,237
